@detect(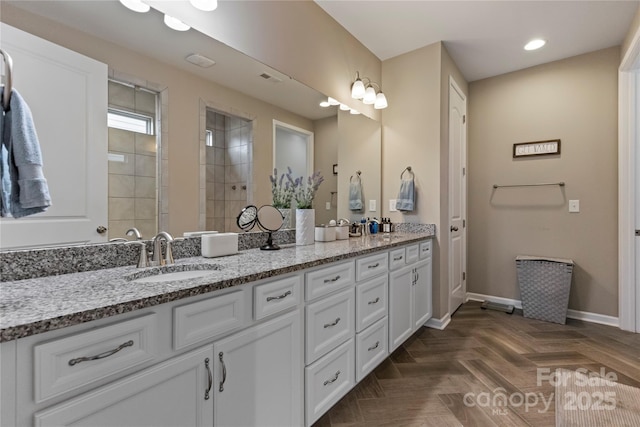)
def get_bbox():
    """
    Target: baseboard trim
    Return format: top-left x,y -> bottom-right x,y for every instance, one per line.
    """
466,292 -> 620,328
425,313 -> 451,330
